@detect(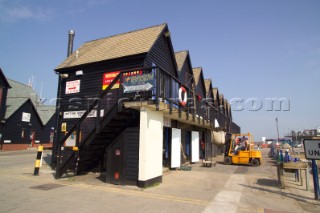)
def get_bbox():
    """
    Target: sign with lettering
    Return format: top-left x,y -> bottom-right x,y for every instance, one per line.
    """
66,80 -> 80,94
102,71 -> 120,90
123,73 -> 154,93
22,112 -> 31,122
303,139 -> 320,160
63,110 -> 104,119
